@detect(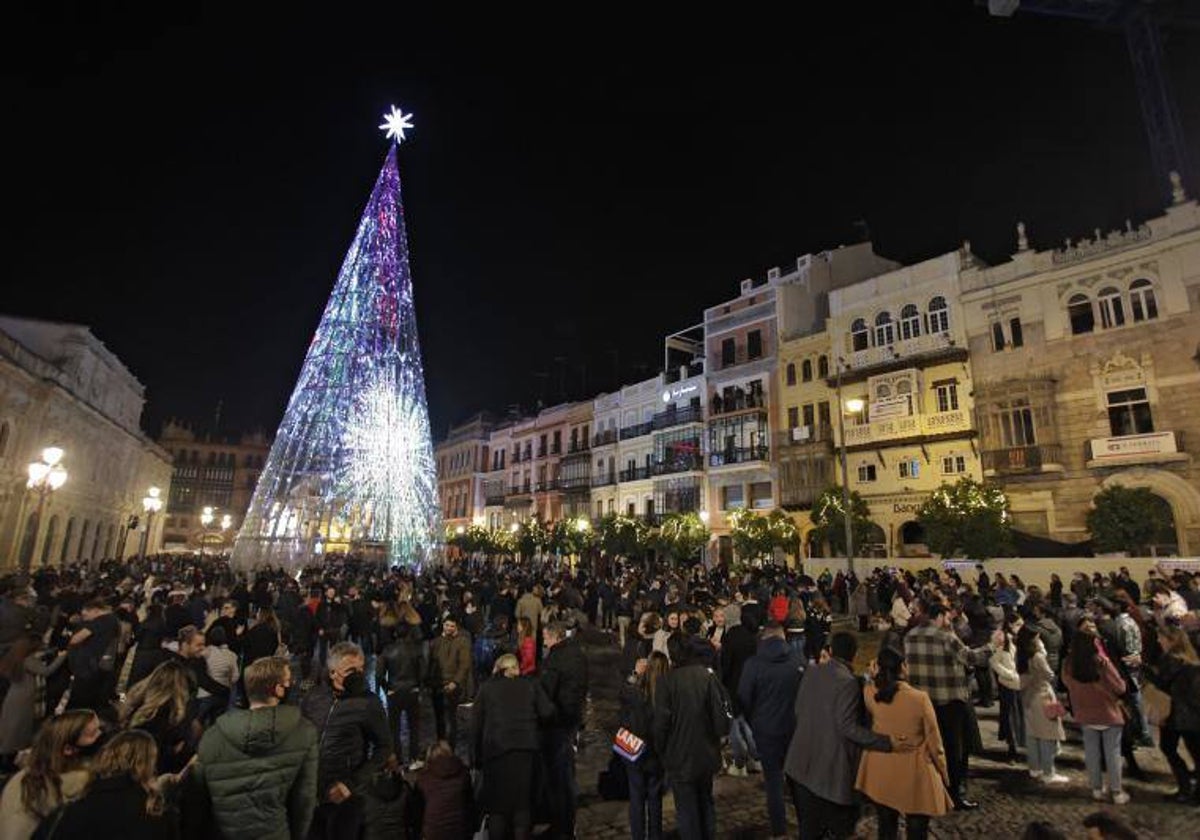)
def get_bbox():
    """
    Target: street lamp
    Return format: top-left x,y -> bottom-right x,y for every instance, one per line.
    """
139,487 -> 163,561
220,514 -> 232,553
199,506 -> 215,559
835,357 -> 865,575
22,446 -> 68,572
